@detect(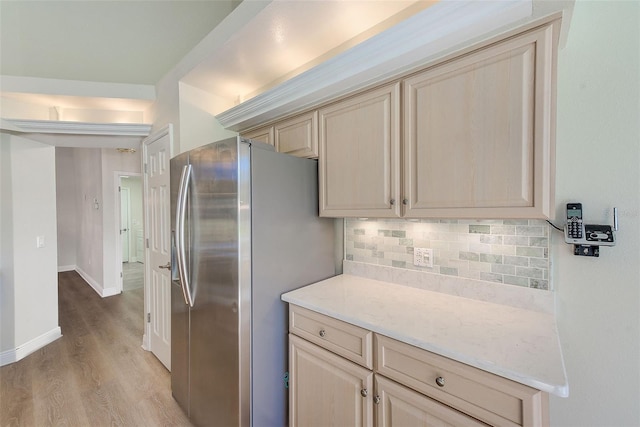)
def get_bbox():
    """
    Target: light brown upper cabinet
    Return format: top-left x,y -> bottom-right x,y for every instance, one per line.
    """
319,83 -> 401,217
275,111 -> 319,158
403,22 -> 557,219
242,125 -> 274,146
